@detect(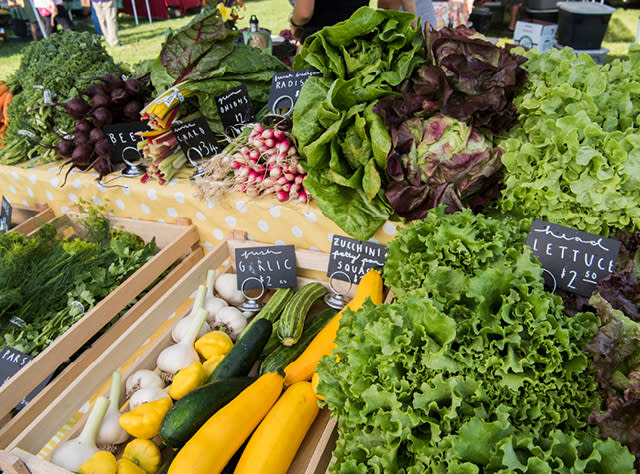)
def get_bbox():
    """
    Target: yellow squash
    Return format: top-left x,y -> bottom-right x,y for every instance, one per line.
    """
234,381 -> 319,474
195,330 -> 233,360
167,361 -> 207,400
122,438 -> 162,474
77,450 -> 117,474
116,458 -> 147,474
119,397 -> 172,440
168,371 -> 283,474
283,268 -> 383,386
